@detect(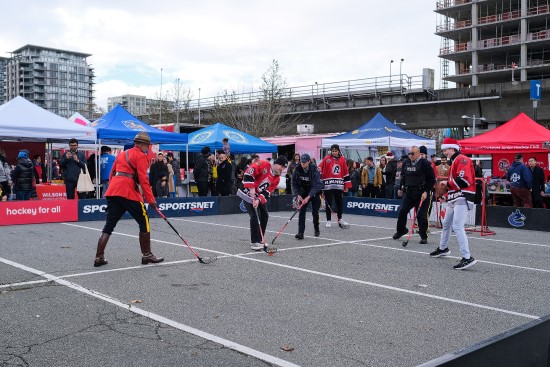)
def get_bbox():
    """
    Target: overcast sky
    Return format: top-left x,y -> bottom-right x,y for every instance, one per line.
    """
1,1 -> 442,110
